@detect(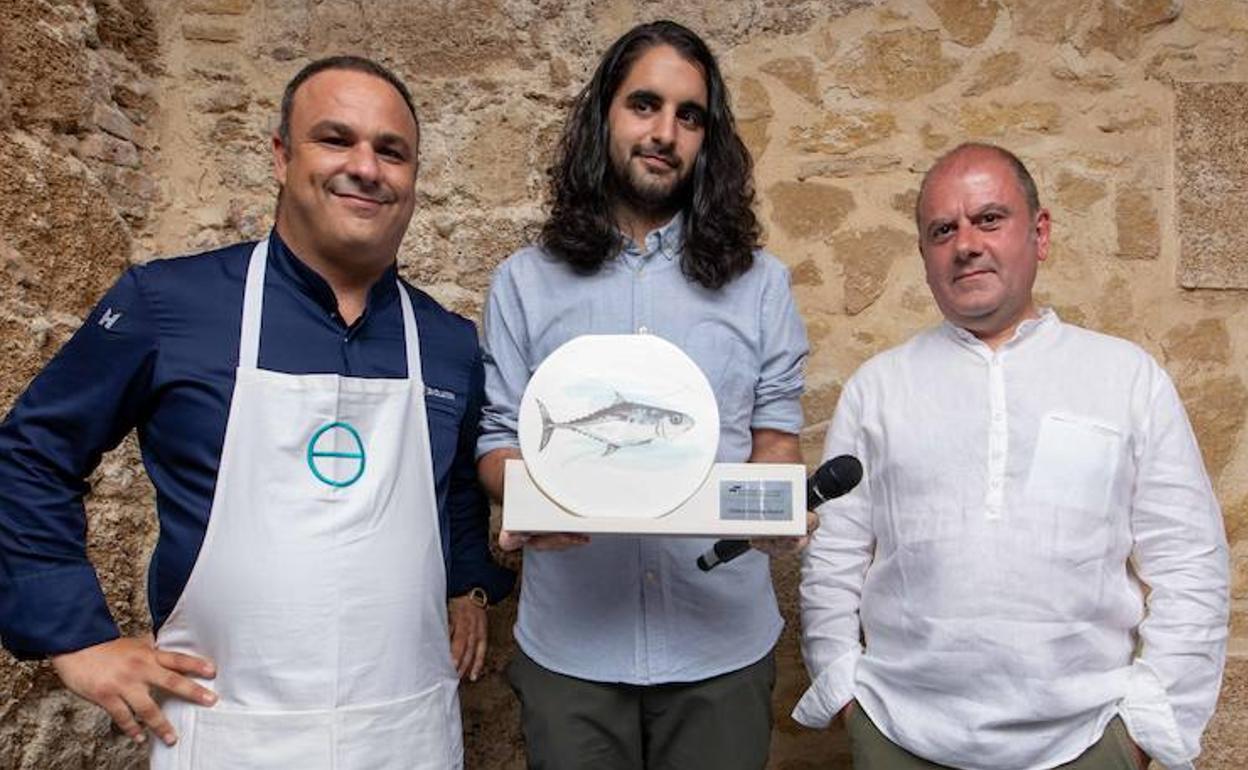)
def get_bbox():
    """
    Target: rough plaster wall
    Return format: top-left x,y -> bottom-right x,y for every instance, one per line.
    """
0,0 -> 1246,768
